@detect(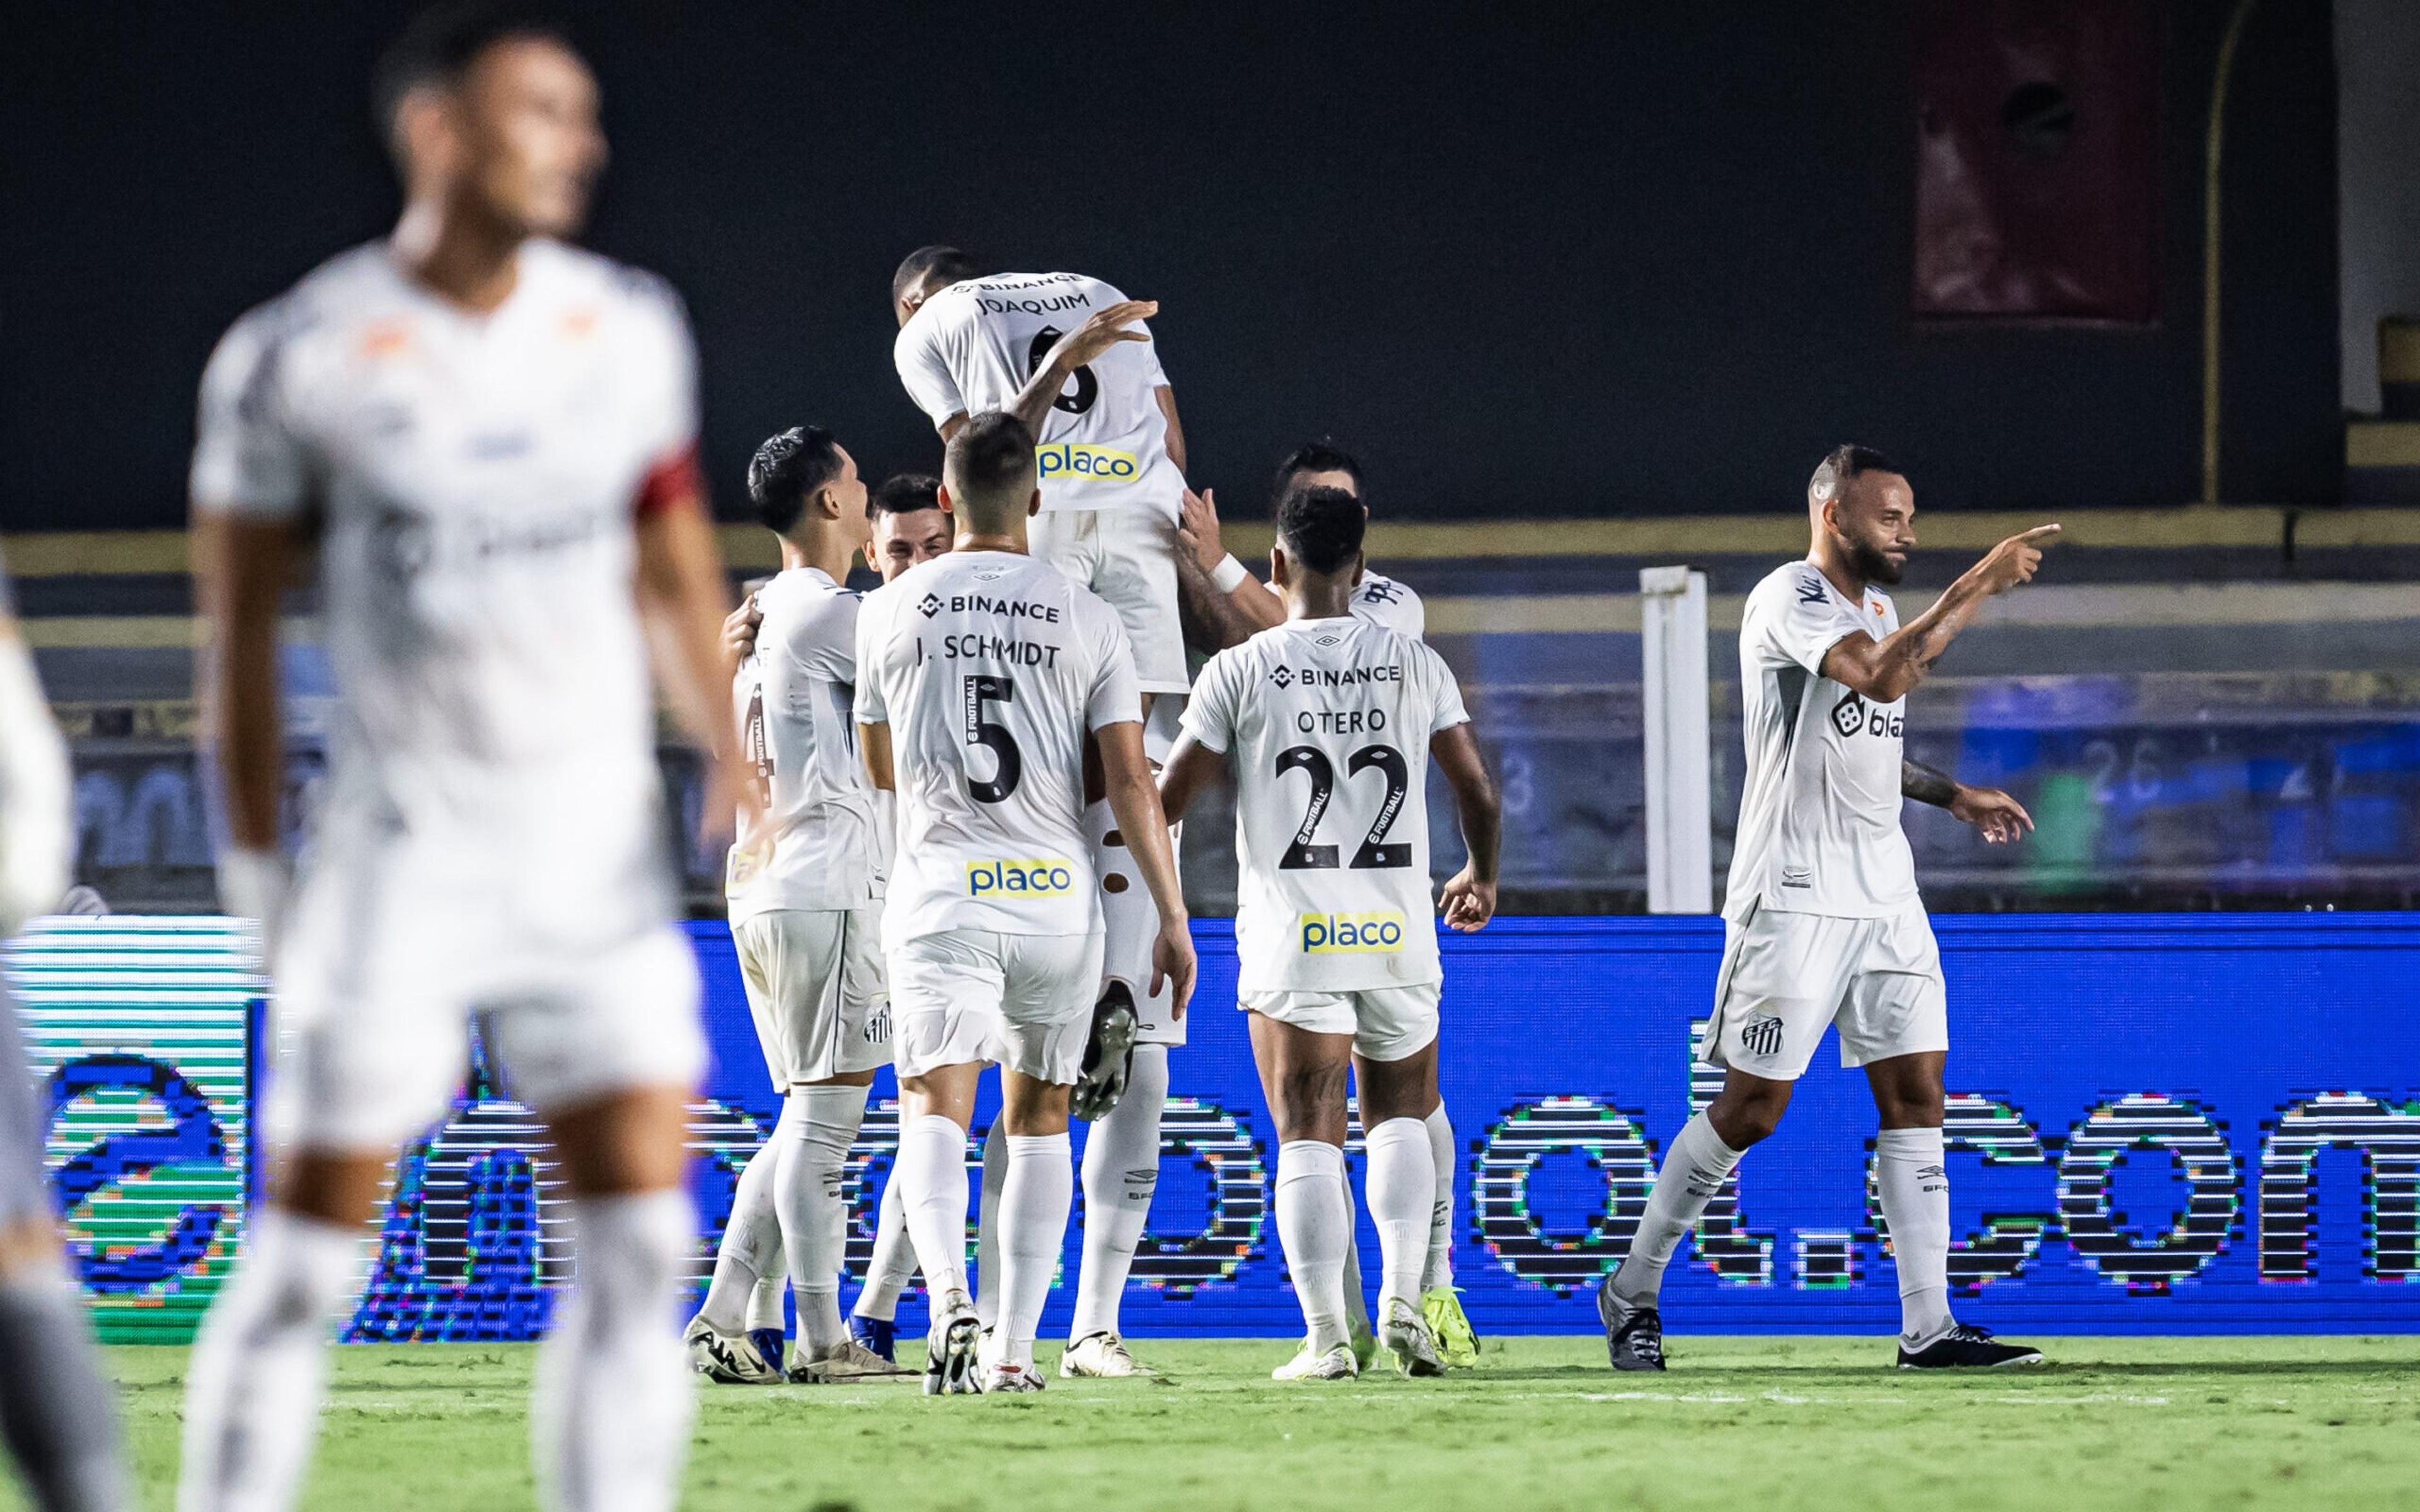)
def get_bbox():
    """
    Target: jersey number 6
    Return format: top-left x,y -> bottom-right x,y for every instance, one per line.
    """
1276,743 -> 1414,870
1027,328 -> 1100,416
964,674 -> 1022,803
